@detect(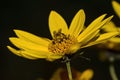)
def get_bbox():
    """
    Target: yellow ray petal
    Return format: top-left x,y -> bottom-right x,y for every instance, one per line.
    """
112,1 -> 120,18
68,9 -> 85,37
81,32 -> 119,48
77,15 -> 113,43
102,21 -> 118,32
7,46 -> 52,59
109,37 -> 120,43
46,54 -> 62,61
14,29 -> 50,47
22,48 -> 50,58
118,28 -> 120,32
9,37 -> 48,52
21,50 -> 49,59
80,30 -> 100,44
7,46 -> 38,59
80,69 -> 93,80
77,14 -> 106,42
95,32 -> 118,41
49,11 -> 68,38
